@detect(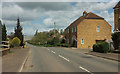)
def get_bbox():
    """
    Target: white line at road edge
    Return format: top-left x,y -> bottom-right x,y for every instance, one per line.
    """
79,66 -> 93,74
51,51 -> 56,54
59,55 -> 70,62
19,48 -> 31,72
